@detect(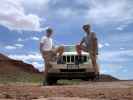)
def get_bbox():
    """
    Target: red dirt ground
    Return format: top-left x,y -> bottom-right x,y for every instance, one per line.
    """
0,81 -> 133,100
